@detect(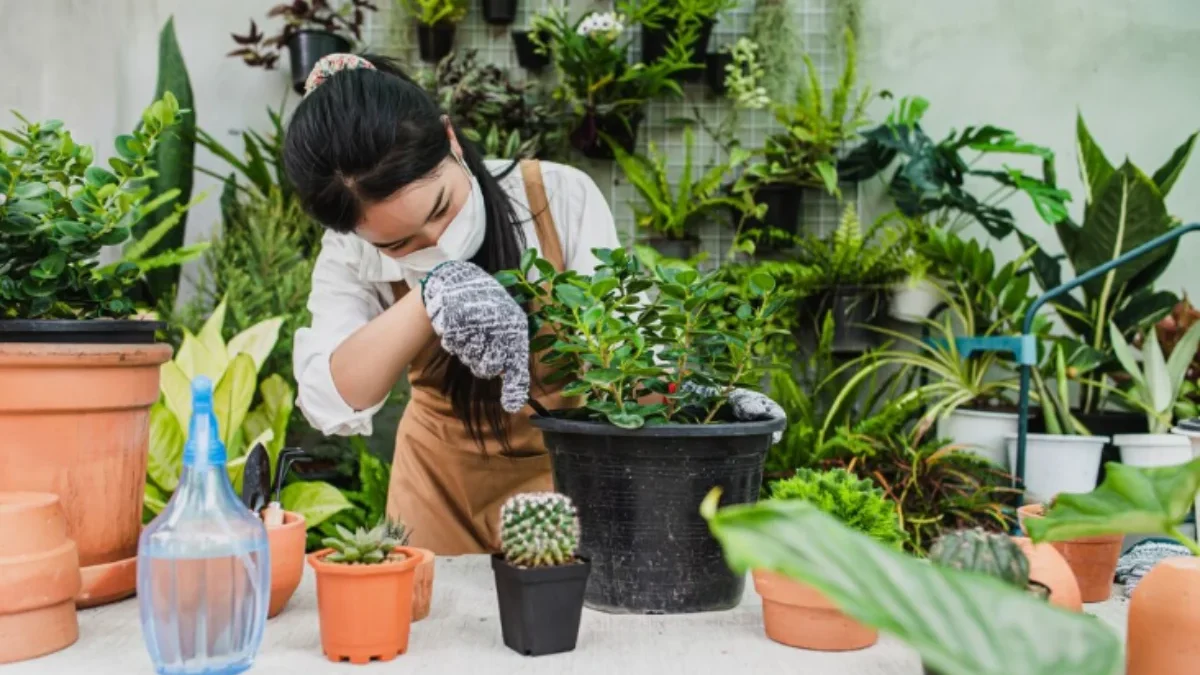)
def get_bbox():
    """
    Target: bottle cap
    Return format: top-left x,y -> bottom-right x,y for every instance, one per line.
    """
183,376 -> 228,466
